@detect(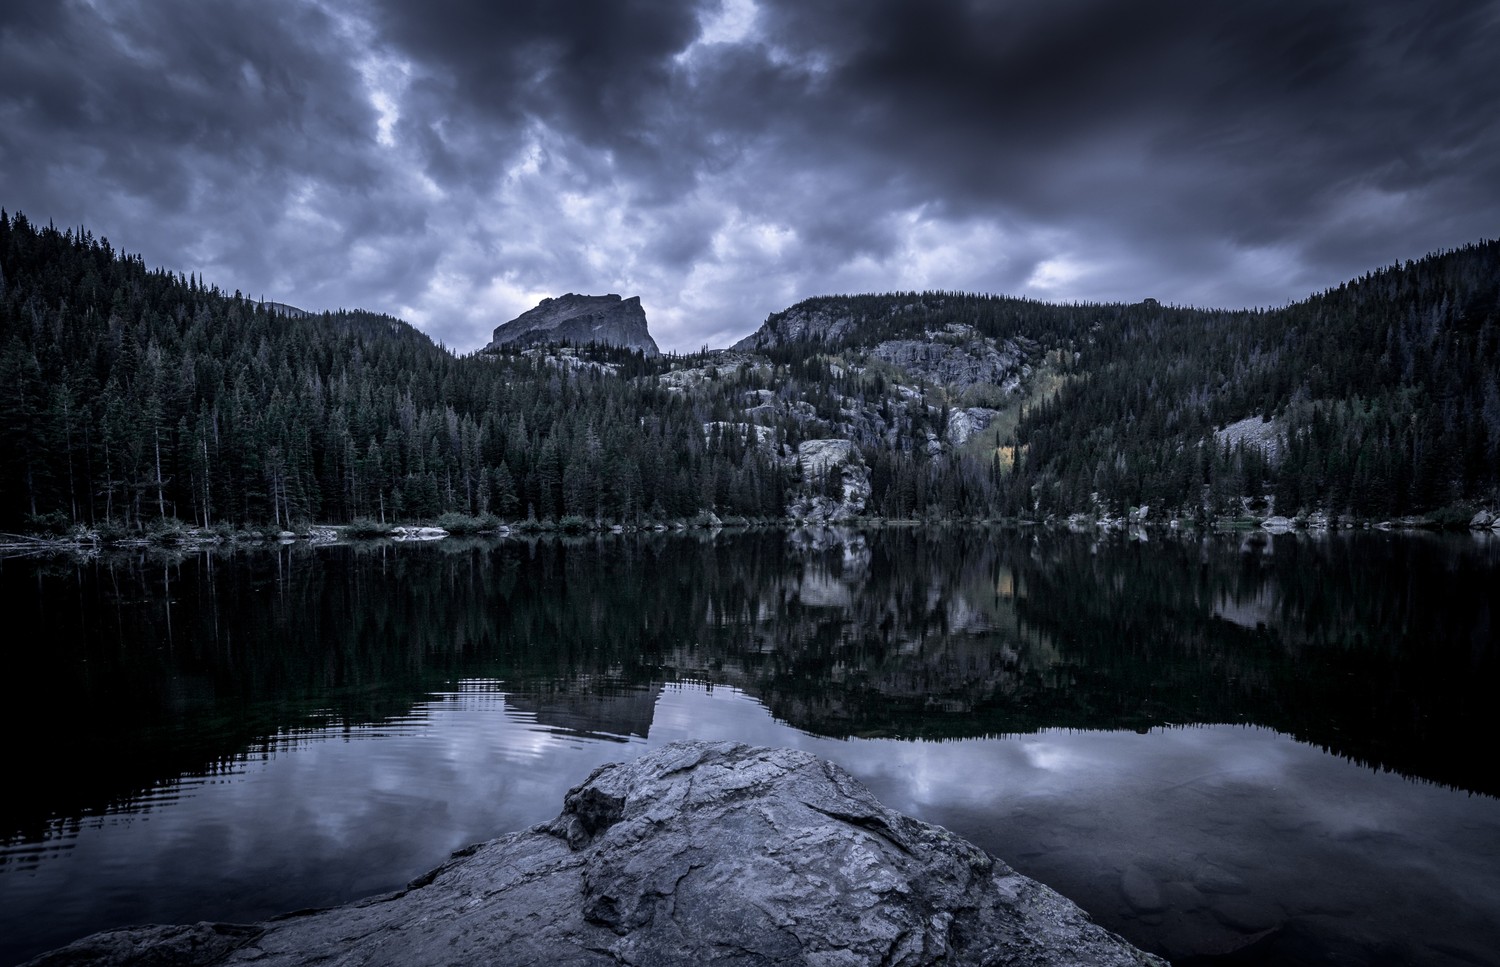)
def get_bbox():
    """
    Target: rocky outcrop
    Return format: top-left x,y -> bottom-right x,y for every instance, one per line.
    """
1214,415 -> 1282,462
658,351 -> 770,391
391,525 -> 448,541
788,439 -> 871,524
703,421 -> 783,461
490,293 -> 660,356
796,438 -> 859,478
946,407 -> 1003,446
28,742 -> 1163,967
730,302 -> 861,351
869,334 -> 1029,394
